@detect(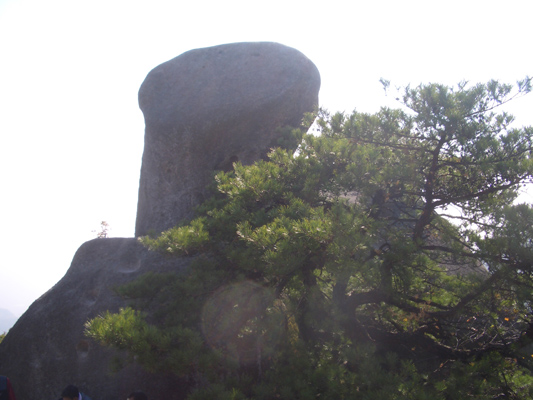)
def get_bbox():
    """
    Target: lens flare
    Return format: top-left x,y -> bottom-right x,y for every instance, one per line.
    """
201,280 -> 283,365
